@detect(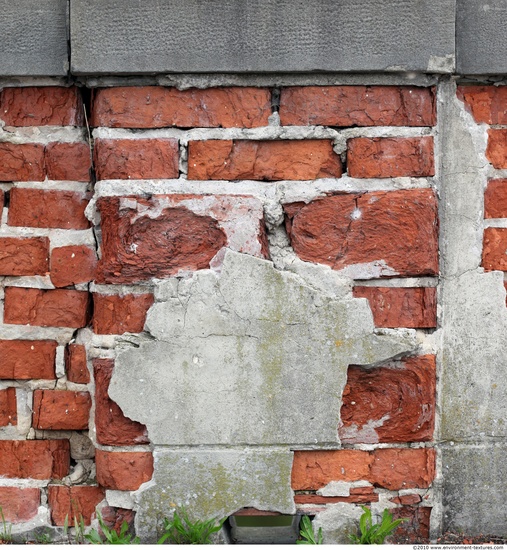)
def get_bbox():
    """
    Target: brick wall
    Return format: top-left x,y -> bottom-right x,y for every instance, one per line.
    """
0,83 -> 439,542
